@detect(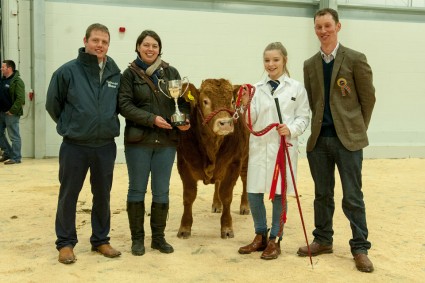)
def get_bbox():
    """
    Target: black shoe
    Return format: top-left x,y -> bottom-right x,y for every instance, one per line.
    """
131,240 -> 145,256
0,156 -> 10,162
4,159 -> 20,165
151,238 -> 174,253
